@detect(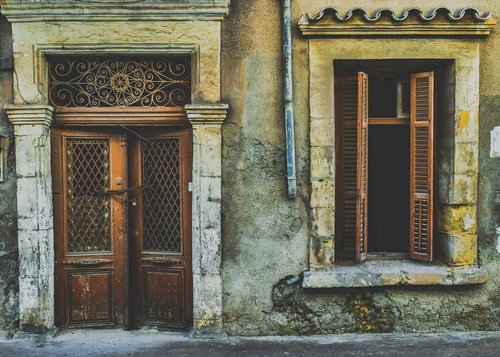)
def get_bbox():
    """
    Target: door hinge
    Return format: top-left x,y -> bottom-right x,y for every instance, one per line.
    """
188,182 -> 193,192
